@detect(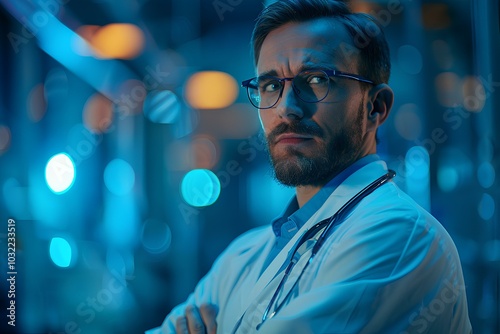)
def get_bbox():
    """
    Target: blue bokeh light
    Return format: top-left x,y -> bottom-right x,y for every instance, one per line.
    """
104,159 -> 135,196
405,146 -> 430,211
478,193 -> 495,221
143,90 -> 181,124
45,153 -> 76,194
49,237 -> 73,268
477,162 -> 495,189
141,219 -> 172,254
437,166 -> 459,192
181,169 -> 221,207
